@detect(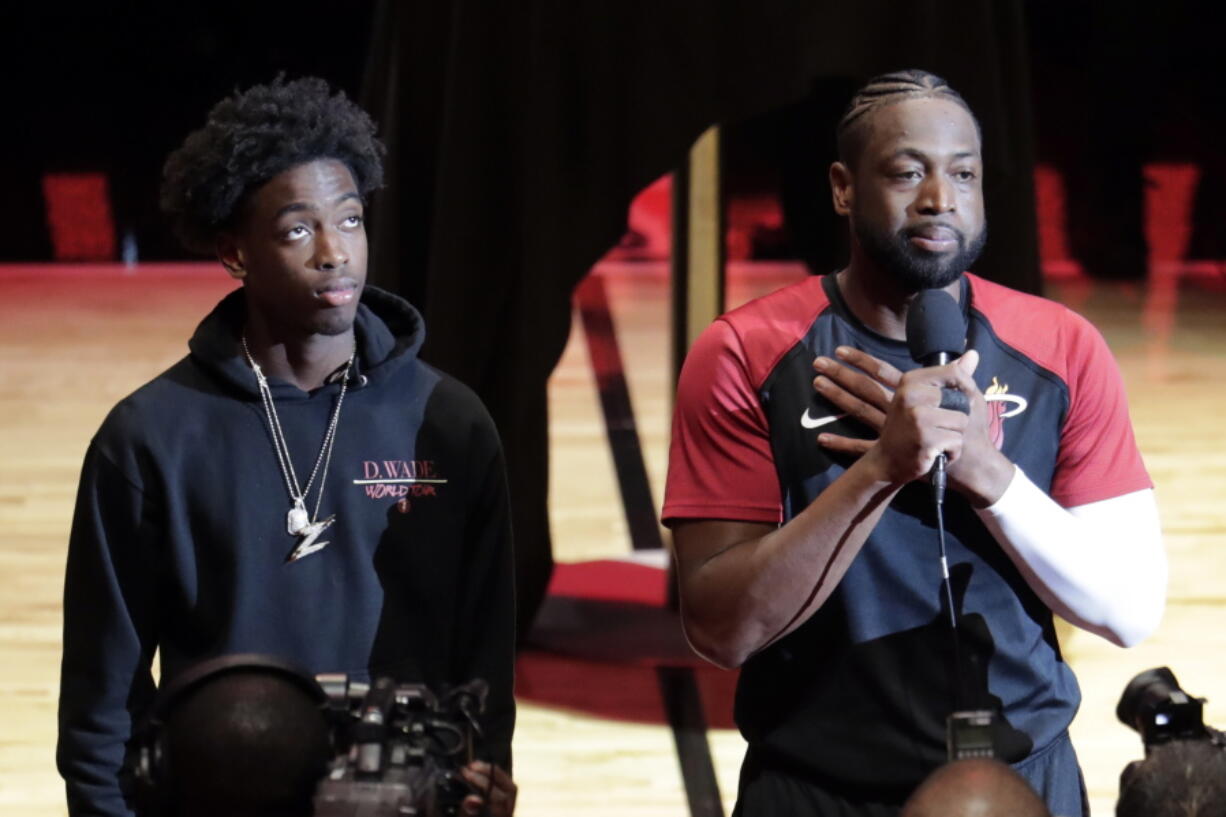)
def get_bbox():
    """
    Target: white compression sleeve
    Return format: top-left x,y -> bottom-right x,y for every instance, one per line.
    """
974,466 -> 1166,647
